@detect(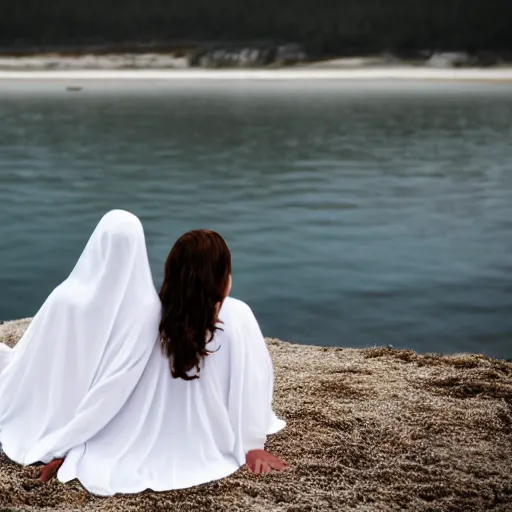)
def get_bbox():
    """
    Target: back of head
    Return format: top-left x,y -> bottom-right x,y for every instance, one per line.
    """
159,230 -> 231,380
70,210 -> 146,283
